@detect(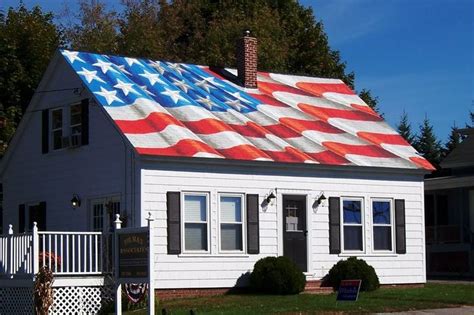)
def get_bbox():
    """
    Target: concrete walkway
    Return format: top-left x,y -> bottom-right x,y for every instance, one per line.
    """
376,306 -> 474,314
